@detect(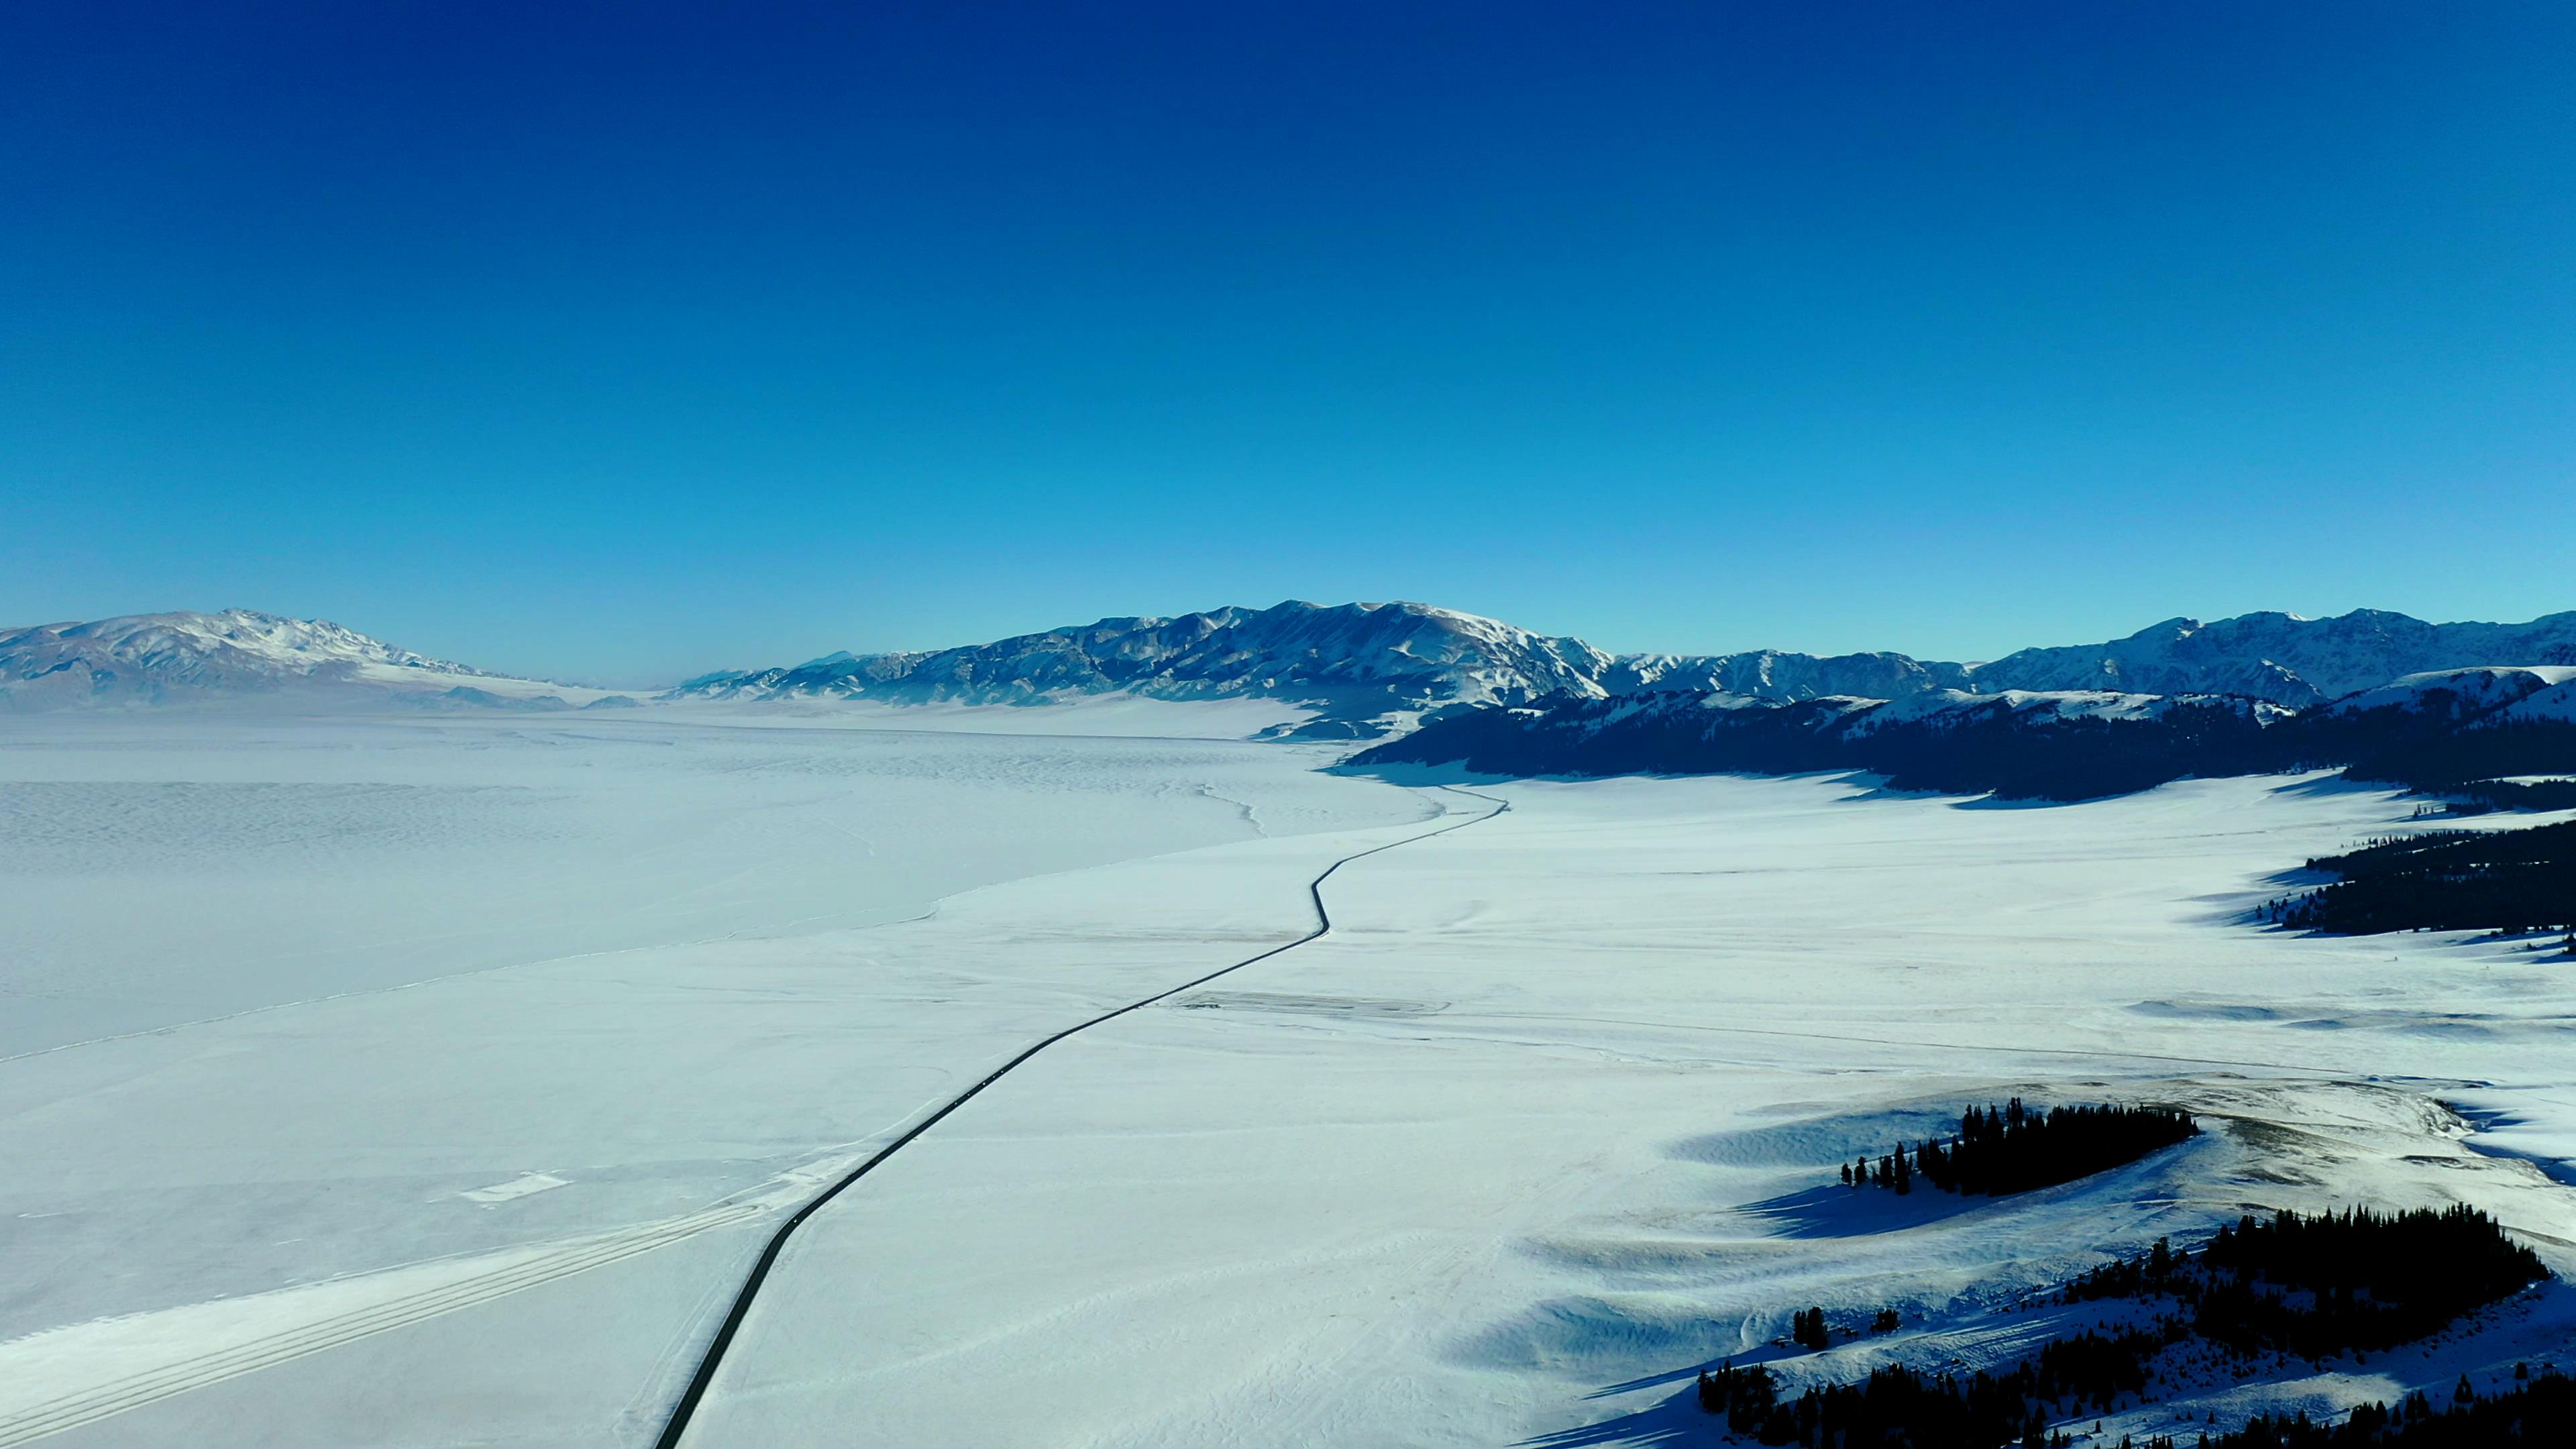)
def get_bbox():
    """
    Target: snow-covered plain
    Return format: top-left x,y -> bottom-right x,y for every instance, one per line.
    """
0,704 -> 1357,1052
1,711 -> 2571,1448
0,709 -> 1427,1445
